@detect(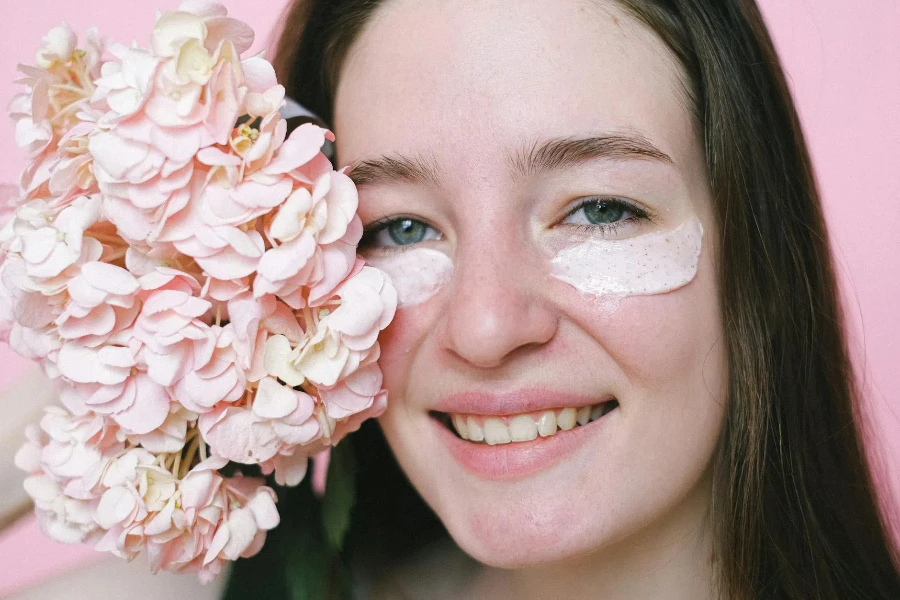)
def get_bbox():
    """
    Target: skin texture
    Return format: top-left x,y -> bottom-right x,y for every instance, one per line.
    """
334,0 -> 728,597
